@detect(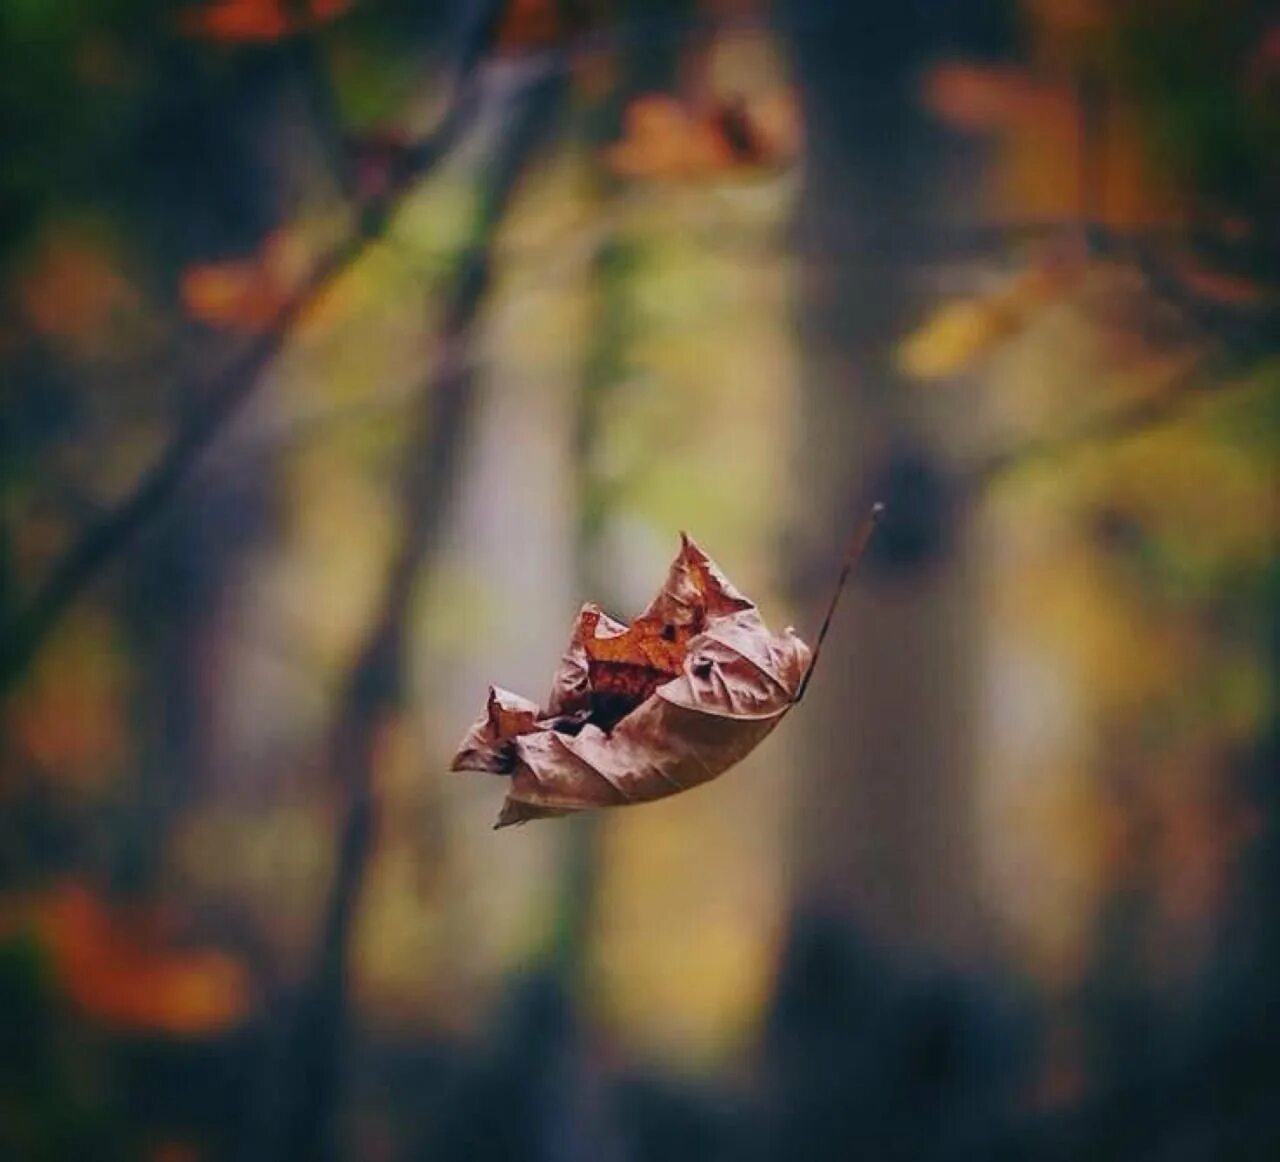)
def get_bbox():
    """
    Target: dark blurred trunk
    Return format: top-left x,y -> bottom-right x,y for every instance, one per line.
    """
244,61 -> 564,1162
115,53 -> 318,890
549,0 -> 689,991
778,4 -> 1007,955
